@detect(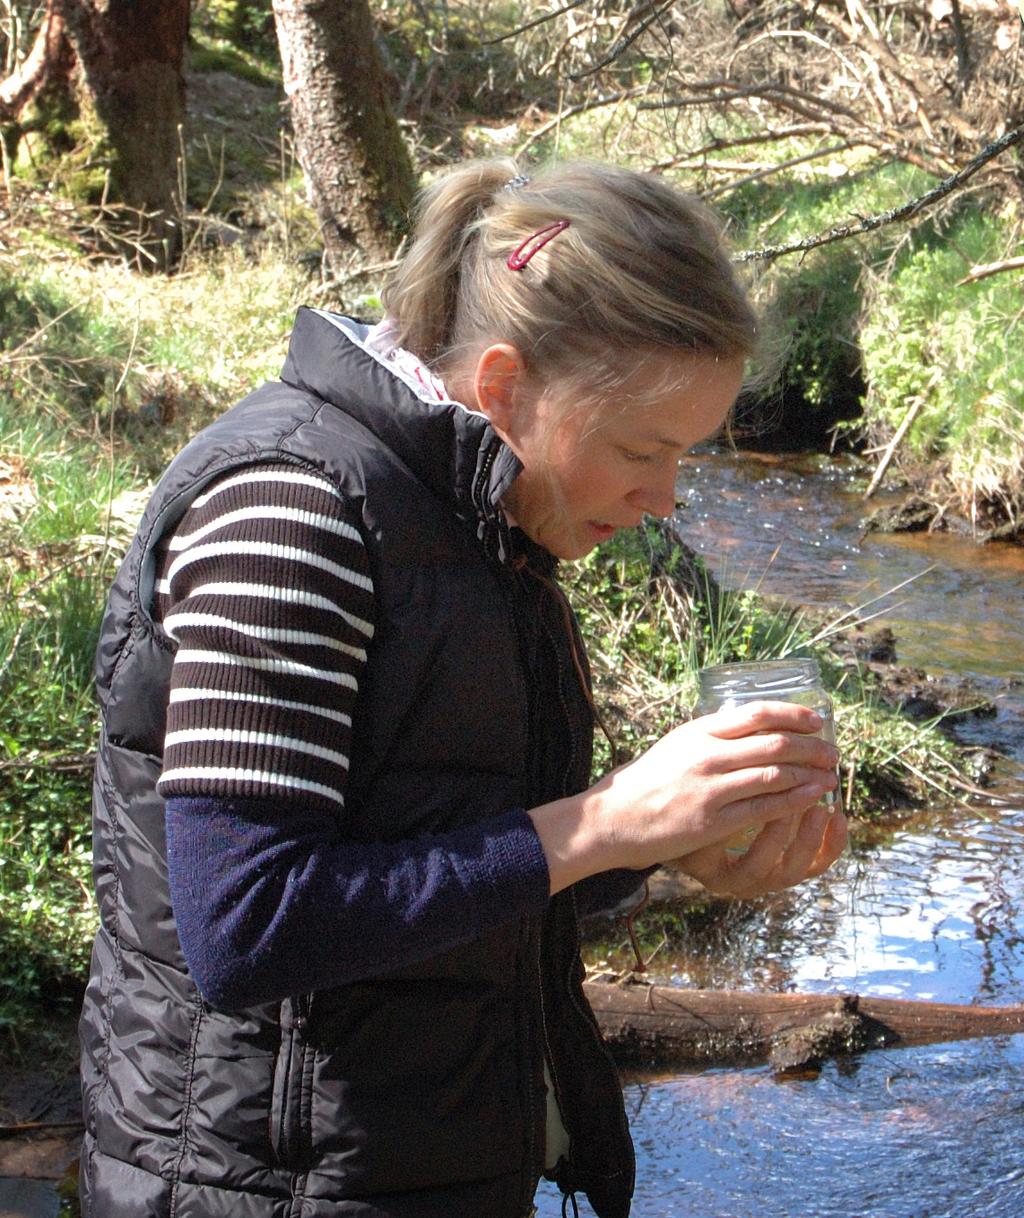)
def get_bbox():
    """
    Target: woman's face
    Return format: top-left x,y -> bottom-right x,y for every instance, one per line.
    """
480,348 -> 744,560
